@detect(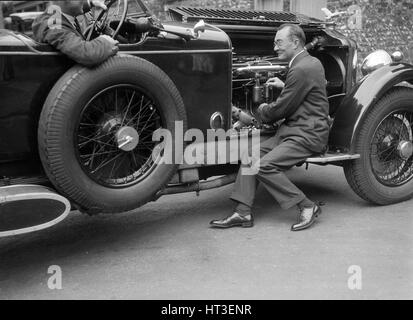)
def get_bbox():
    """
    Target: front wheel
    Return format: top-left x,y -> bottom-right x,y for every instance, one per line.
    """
344,87 -> 413,205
